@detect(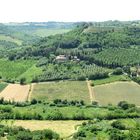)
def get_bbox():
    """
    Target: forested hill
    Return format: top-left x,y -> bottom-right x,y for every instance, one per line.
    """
10,21 -> 140,67
0,22 -> 75,58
